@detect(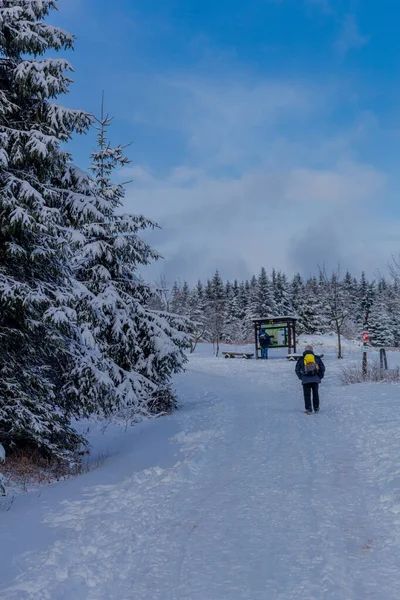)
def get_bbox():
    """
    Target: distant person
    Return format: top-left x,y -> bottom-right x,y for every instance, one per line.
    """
259,330 -> 271,359
295,345 -> 325,414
